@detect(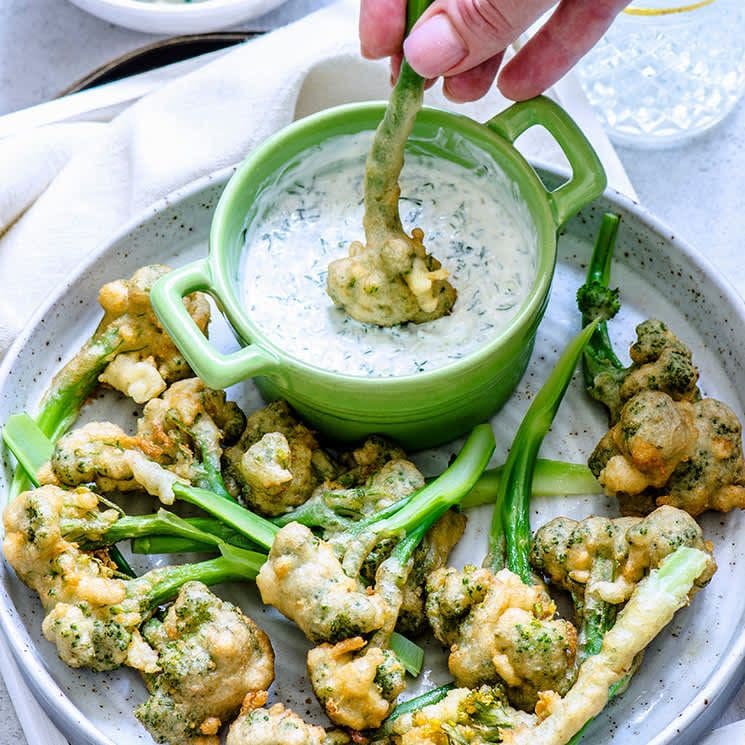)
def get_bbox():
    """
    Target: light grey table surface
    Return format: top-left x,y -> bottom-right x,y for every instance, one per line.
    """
1,0 -> 744,742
